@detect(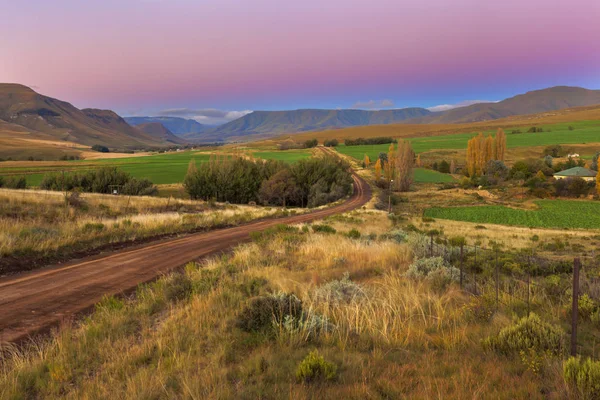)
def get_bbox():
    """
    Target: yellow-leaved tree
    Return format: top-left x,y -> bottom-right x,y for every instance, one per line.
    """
374,158 -> 382,181
394,140 -> 415,192
495,128 -> 507,161
363,154 -> 371,168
